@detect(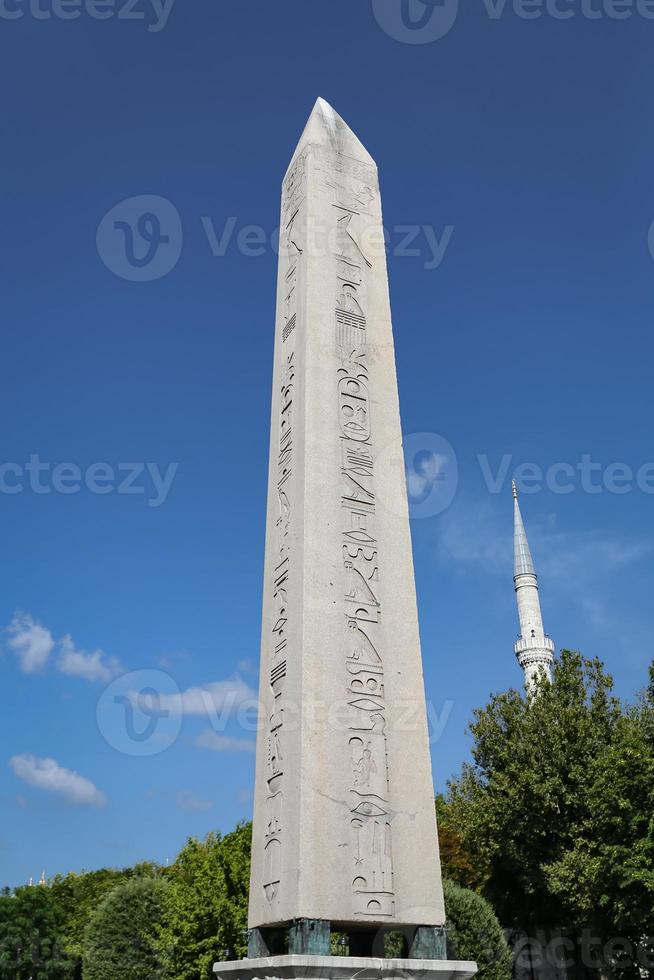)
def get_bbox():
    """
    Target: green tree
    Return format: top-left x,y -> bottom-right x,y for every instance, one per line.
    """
544,685 -> 654,976
448,651 -> 622,931
83,877 -> 168,980
447,652 -> 654,975
436,795 -> 488,893
51,862 -> 162,967
158,822 -> 251,980
0,885 -> 76,980
443,879 -> 512,980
